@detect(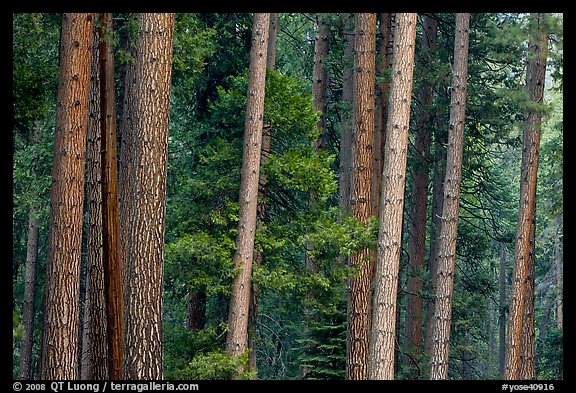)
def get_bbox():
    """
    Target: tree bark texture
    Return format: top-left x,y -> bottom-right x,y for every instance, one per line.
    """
368,13 -> 417,380
81,27 -> 108,380
123,13 -> 174,380
520,220 -> 536,379
312,14 -> 330,151
40,13 -> 94,380
187,287 -> 207,331
429,13 -> 470,380
346,13 -> 377,381
226,13 -> 270,360
505,13 -> 547,380
405,15 -> 437,378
